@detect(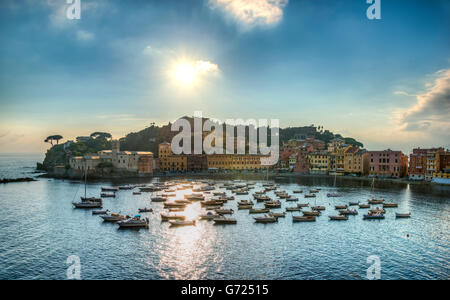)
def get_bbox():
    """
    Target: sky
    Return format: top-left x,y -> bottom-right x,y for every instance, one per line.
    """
0,0 -> 449,154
